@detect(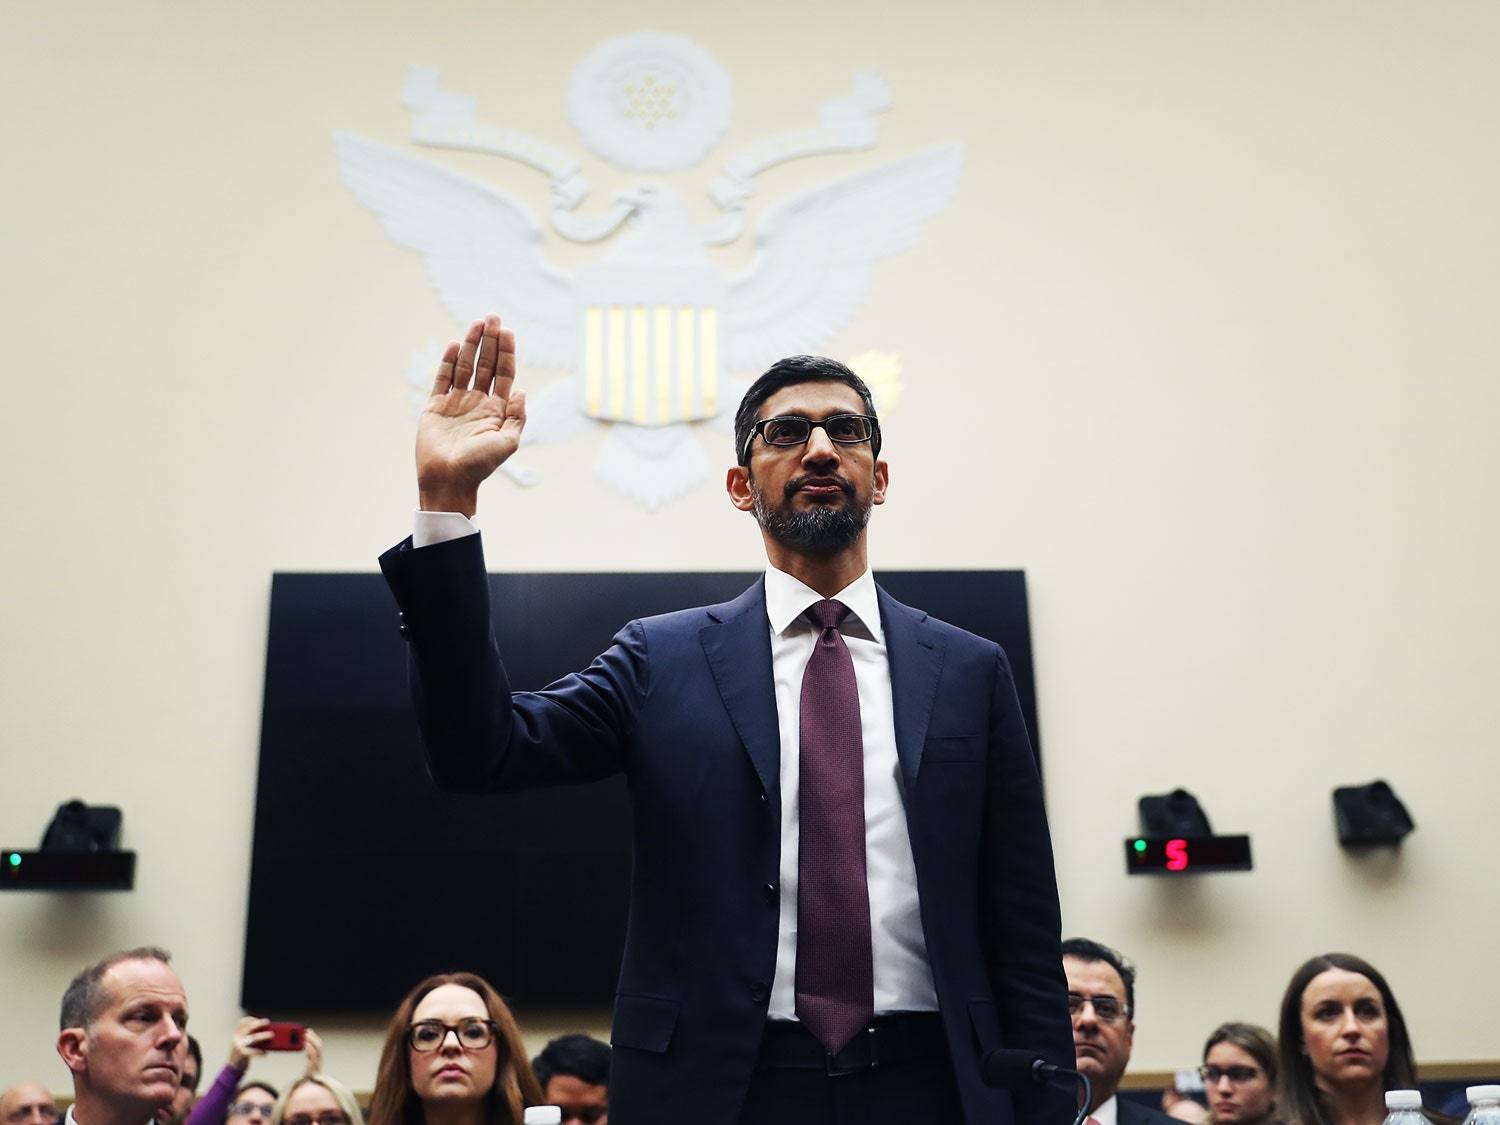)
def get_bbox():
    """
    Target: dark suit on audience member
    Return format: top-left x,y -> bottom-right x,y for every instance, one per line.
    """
380,532 -> 1072,1125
